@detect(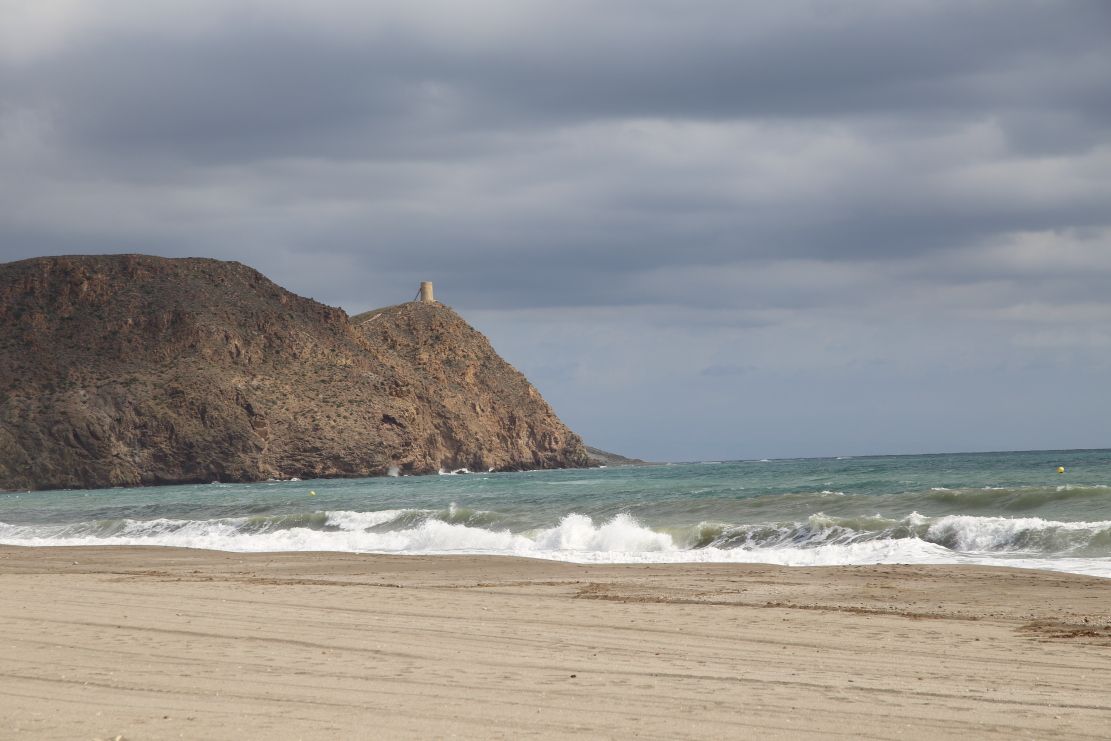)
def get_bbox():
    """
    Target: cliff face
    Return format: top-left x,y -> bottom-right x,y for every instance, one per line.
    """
0,254 -> 589,490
